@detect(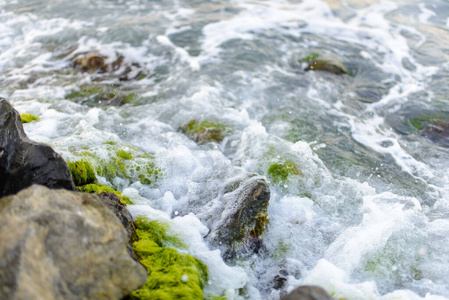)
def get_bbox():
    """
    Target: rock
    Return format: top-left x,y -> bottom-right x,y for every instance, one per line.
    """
0,98 -> 76,197
410,114 -> 449,148
0,185 -> 147,300
180,120 -> 228,143
96,192 -> 139,260
73,52 -> 108,73
301,54 -> 347,75
281,286 -> 335,300
199,173 -> 270,259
